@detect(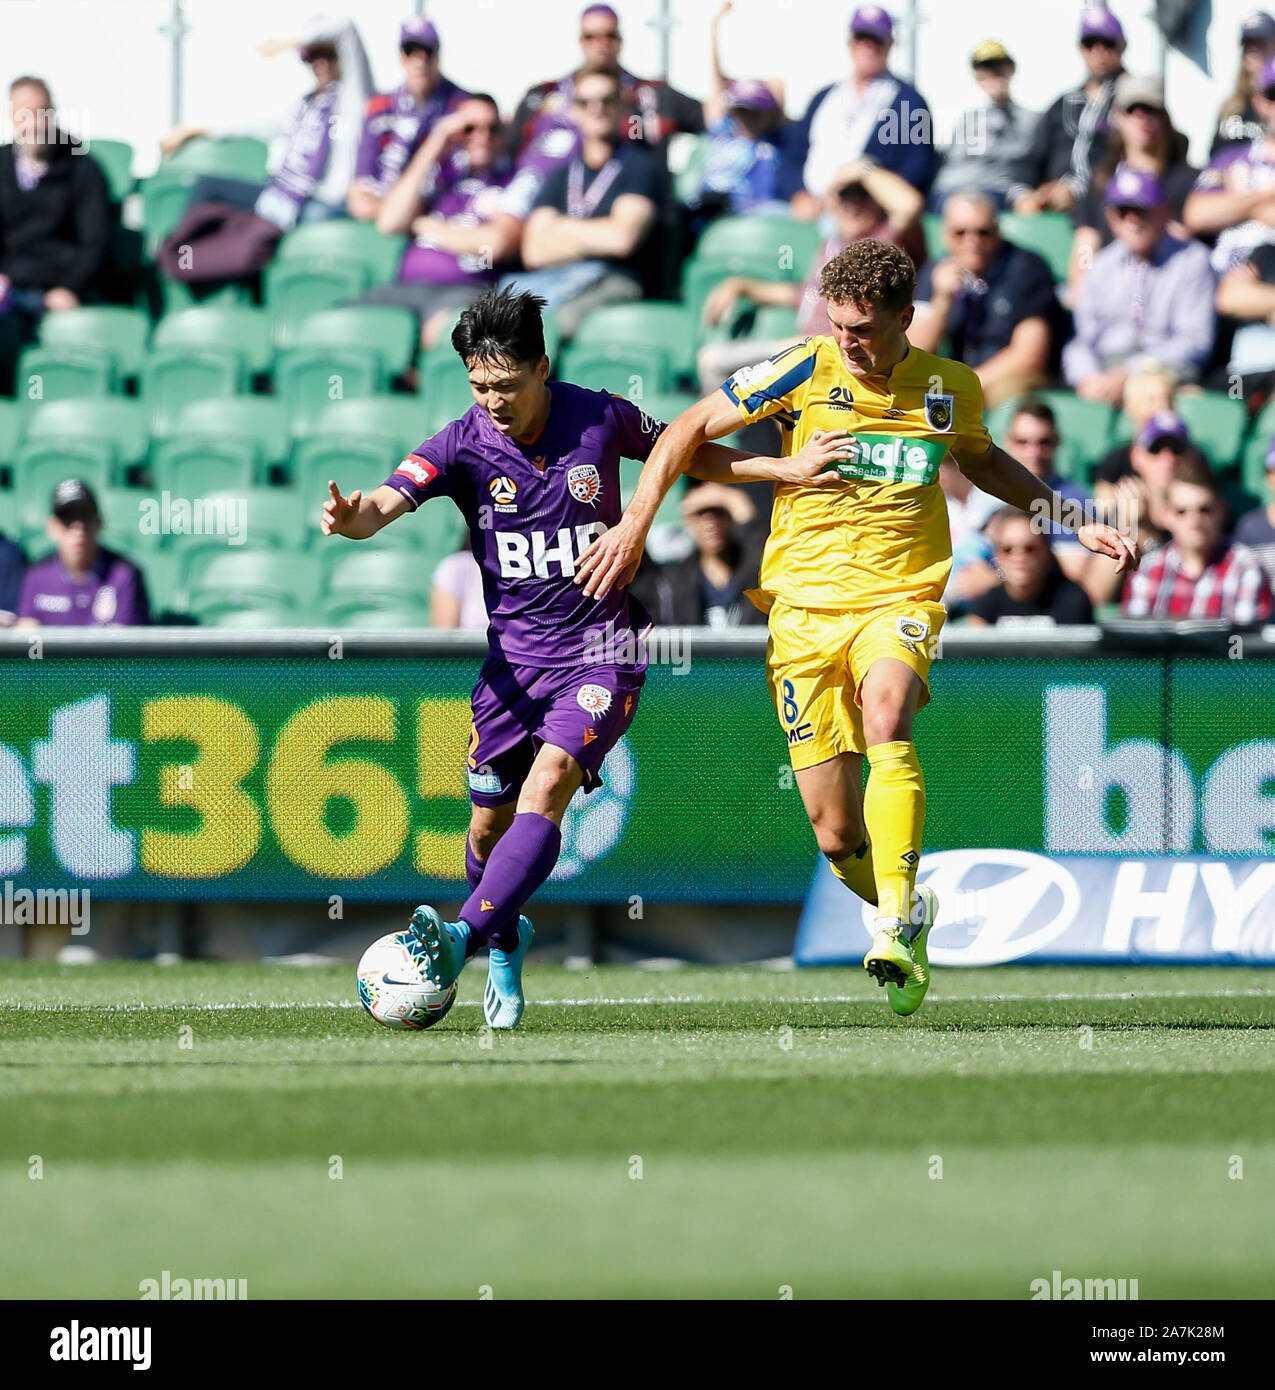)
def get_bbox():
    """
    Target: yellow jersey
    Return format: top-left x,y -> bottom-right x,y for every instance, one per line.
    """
720,336 -> 992,612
